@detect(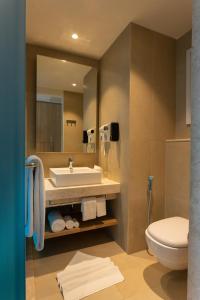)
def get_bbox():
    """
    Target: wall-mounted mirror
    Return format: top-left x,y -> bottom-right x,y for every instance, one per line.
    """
36,55 -> 97,153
